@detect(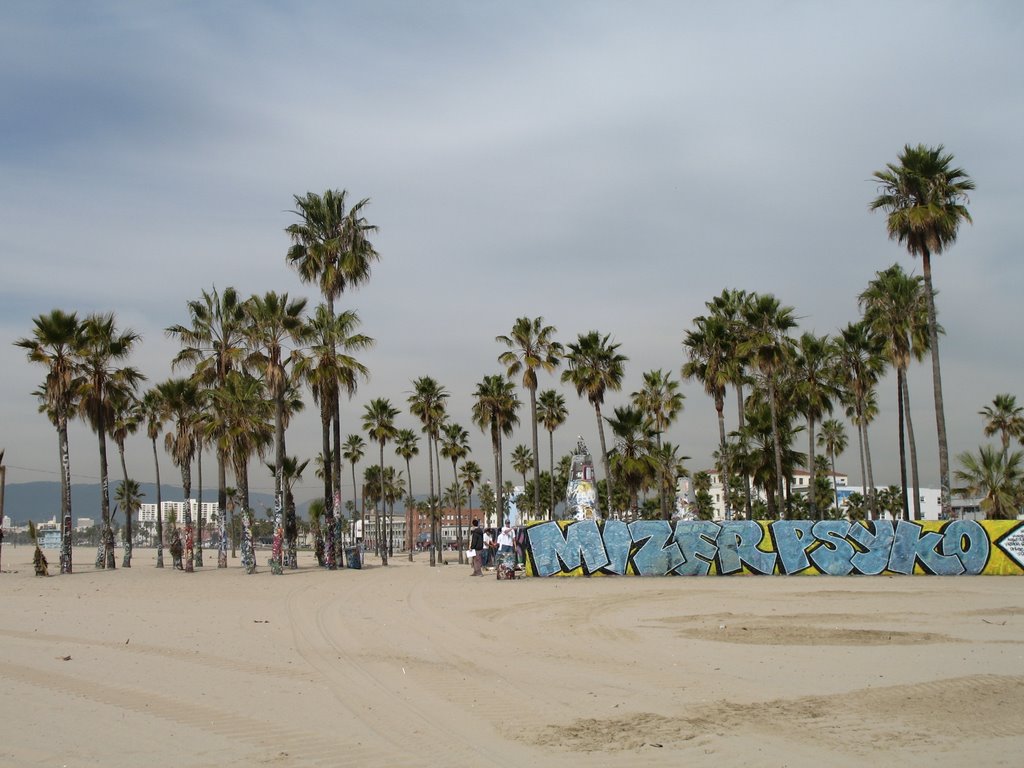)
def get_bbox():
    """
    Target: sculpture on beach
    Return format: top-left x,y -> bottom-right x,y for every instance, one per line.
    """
565,437 -> 600,521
